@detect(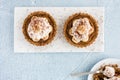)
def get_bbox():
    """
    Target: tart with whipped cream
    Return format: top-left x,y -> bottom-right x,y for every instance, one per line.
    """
64,13 -> 98,47
93,64 -> 120,80
22,11 -> 57,46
